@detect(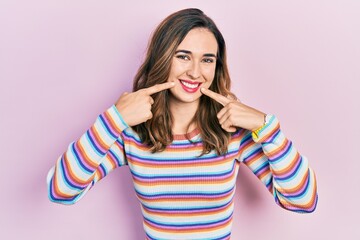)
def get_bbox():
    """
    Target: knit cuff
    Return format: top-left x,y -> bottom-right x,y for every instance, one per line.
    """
251,114 -> 280,143
101,104 -> 129,137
